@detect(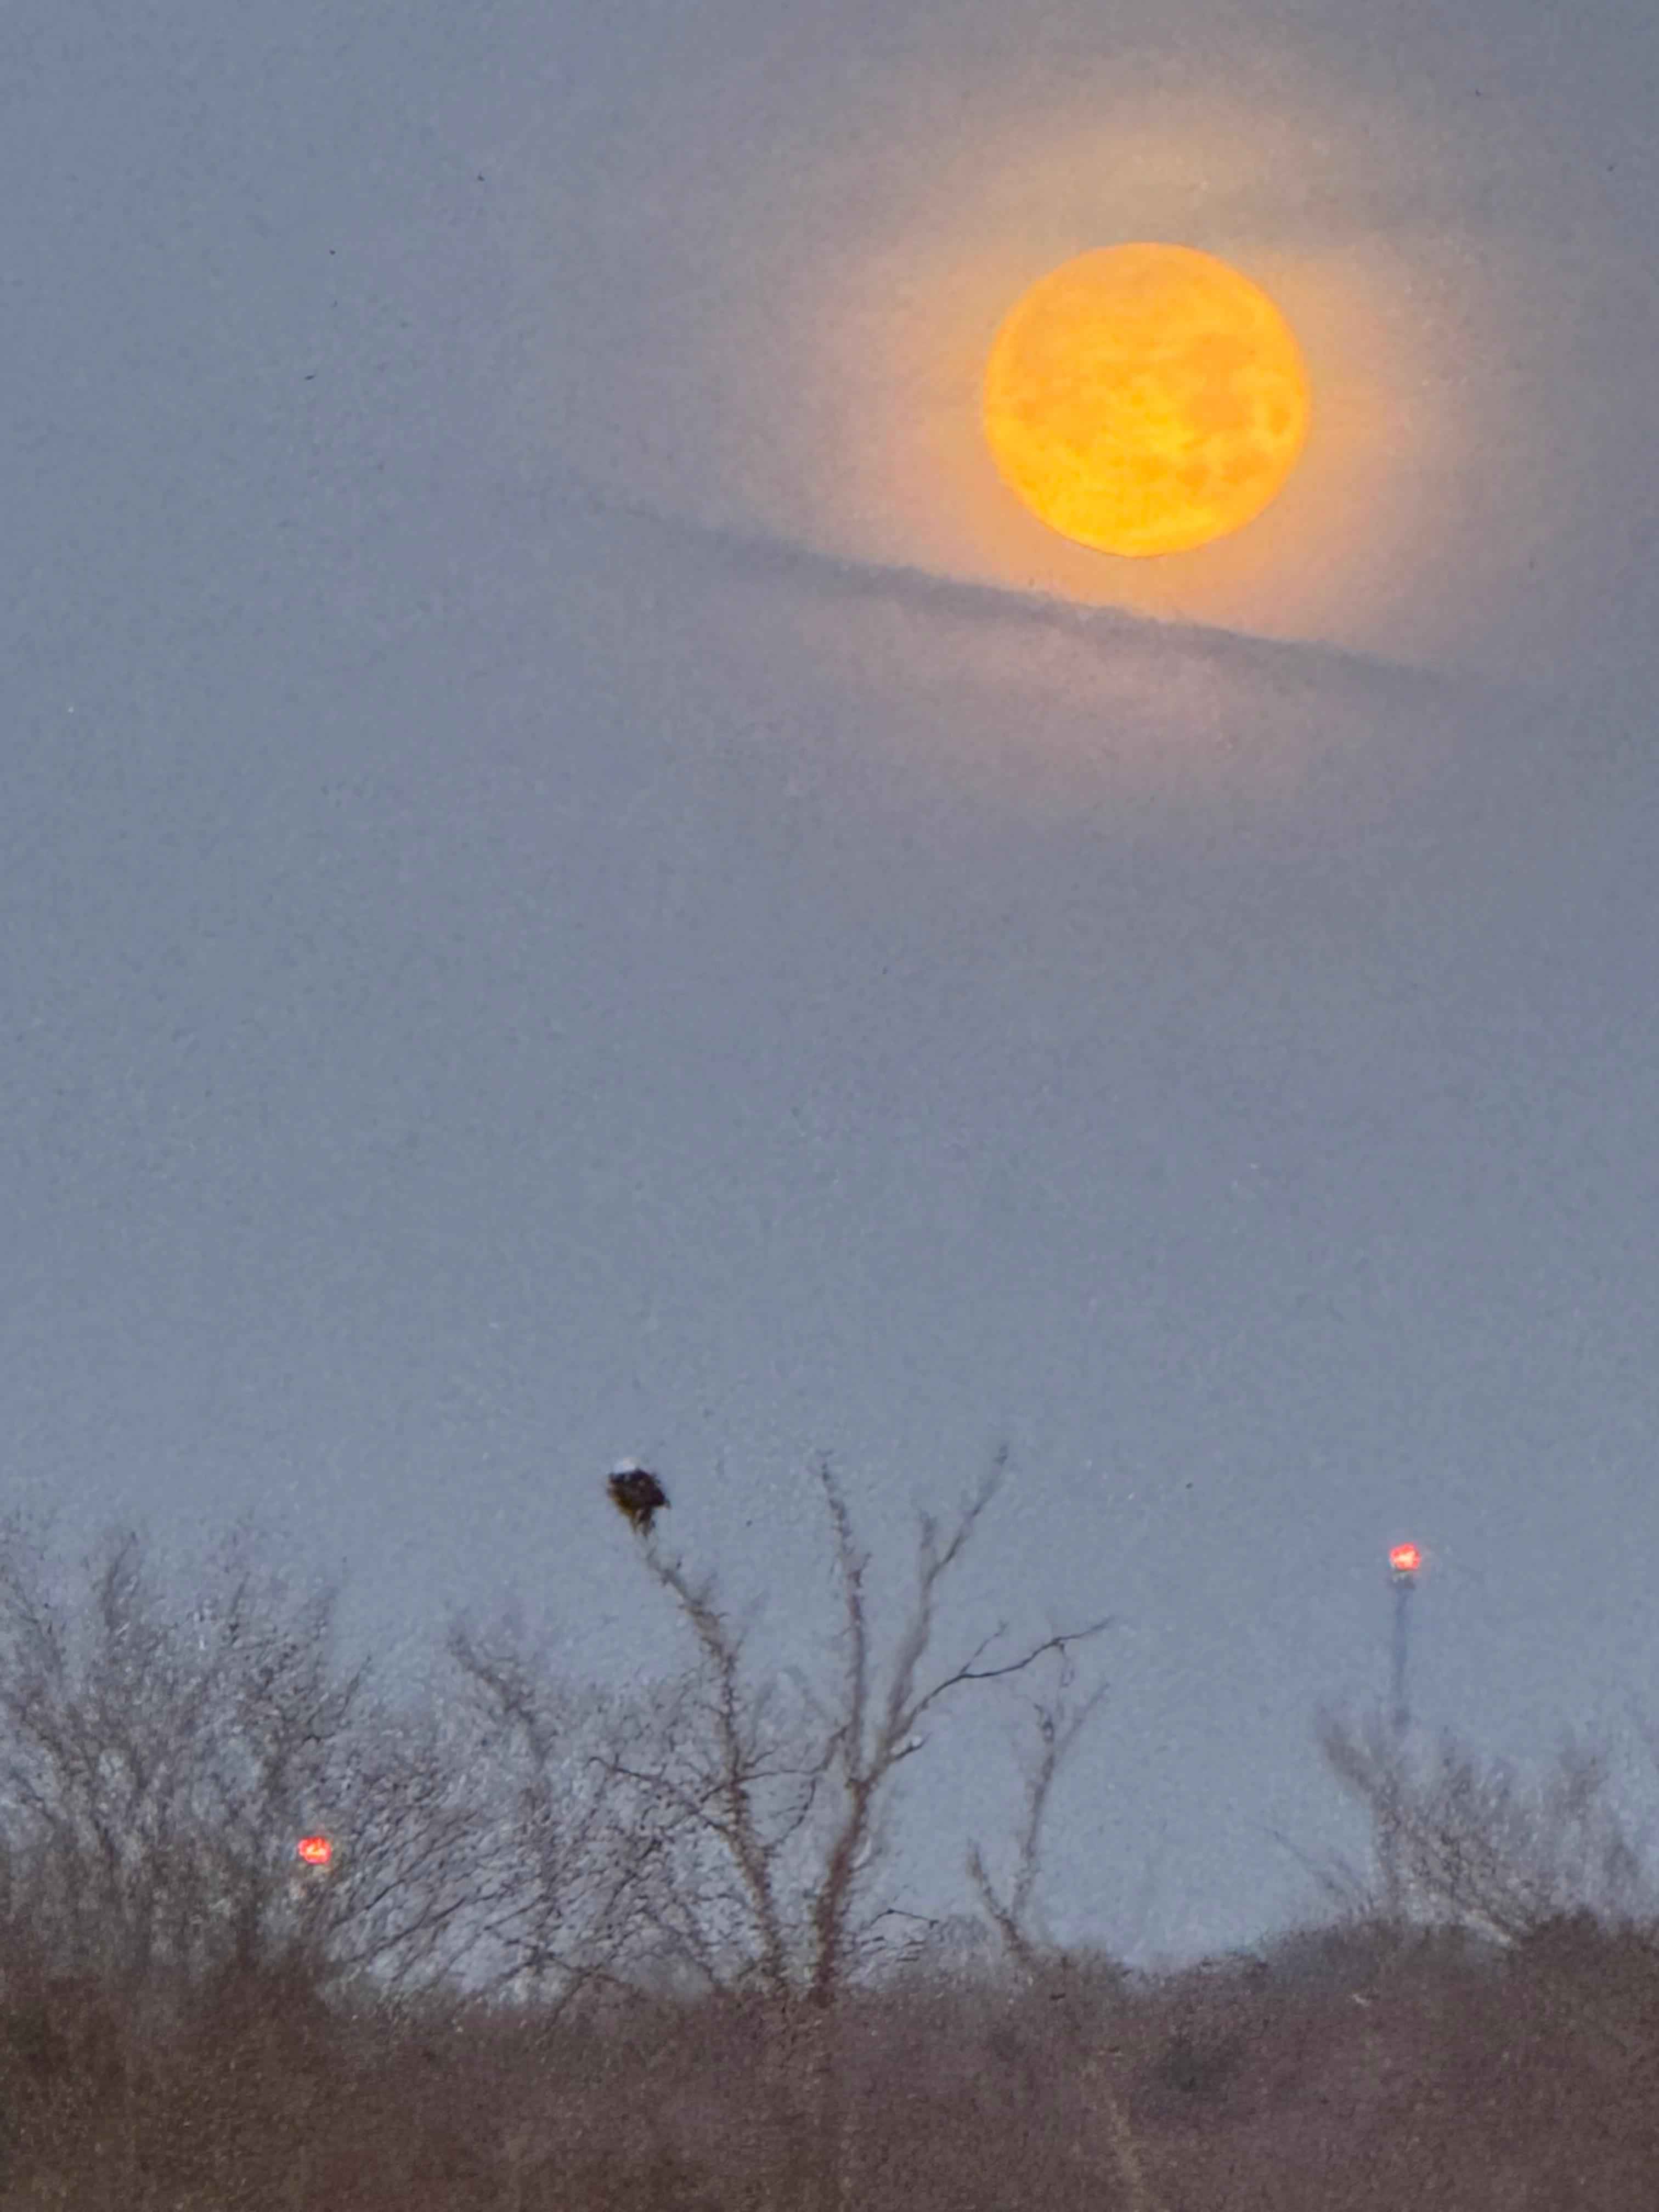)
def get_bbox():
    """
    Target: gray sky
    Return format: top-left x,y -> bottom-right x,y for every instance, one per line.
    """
6,0 -> 1659,1965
